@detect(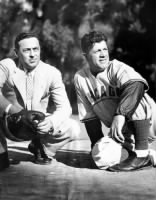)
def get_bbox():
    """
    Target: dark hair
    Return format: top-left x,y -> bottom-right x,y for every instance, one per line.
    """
14,32 -> 39,49
81,31 -> 107,53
